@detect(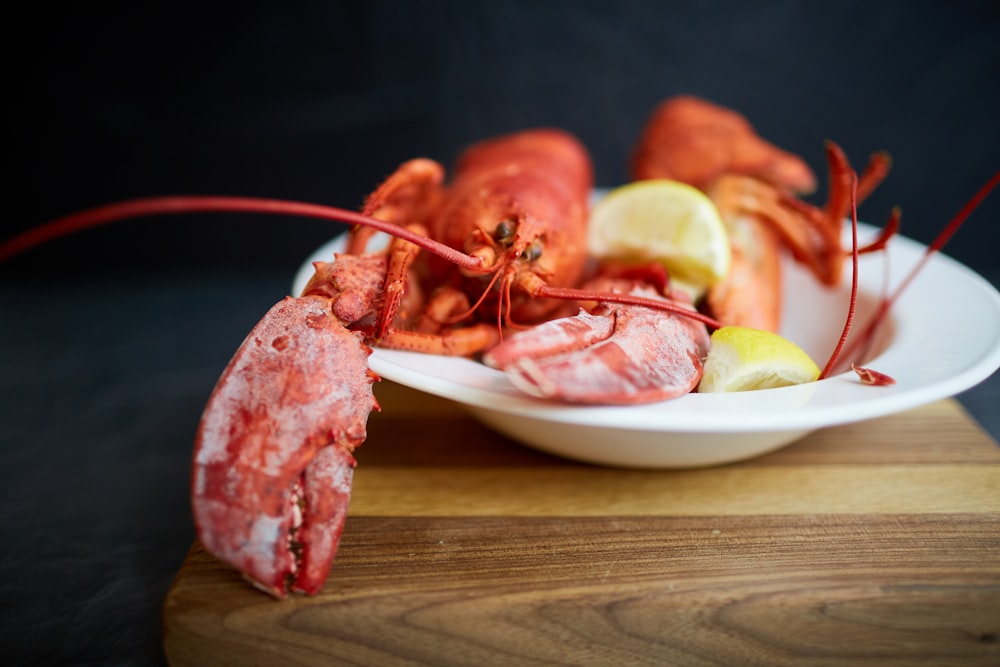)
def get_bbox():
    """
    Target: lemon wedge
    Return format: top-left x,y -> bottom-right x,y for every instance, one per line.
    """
588,180 -> 731,291
698,326 -> 821,393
